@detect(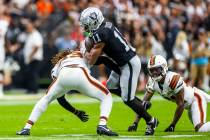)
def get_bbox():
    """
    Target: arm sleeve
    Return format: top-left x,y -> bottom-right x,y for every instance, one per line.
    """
173,77 -> 184,94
